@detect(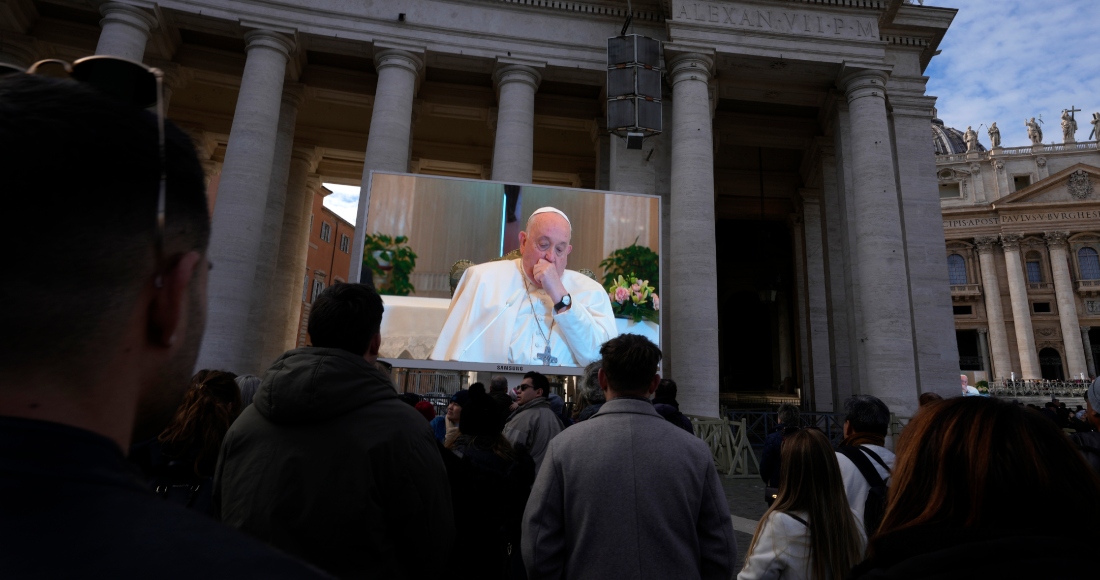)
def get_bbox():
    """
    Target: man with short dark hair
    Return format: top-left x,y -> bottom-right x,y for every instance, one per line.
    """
216,283 -> 454,578
759,403 -> 800,504
503,371 -> 563,472
487,375 -> 513,421
521,335 -> 736,580
835,394 -> 895,536
0,73 -> 327,578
